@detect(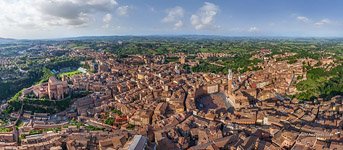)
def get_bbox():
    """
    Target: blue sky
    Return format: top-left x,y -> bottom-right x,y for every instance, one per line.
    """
0,0 -> 342,39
